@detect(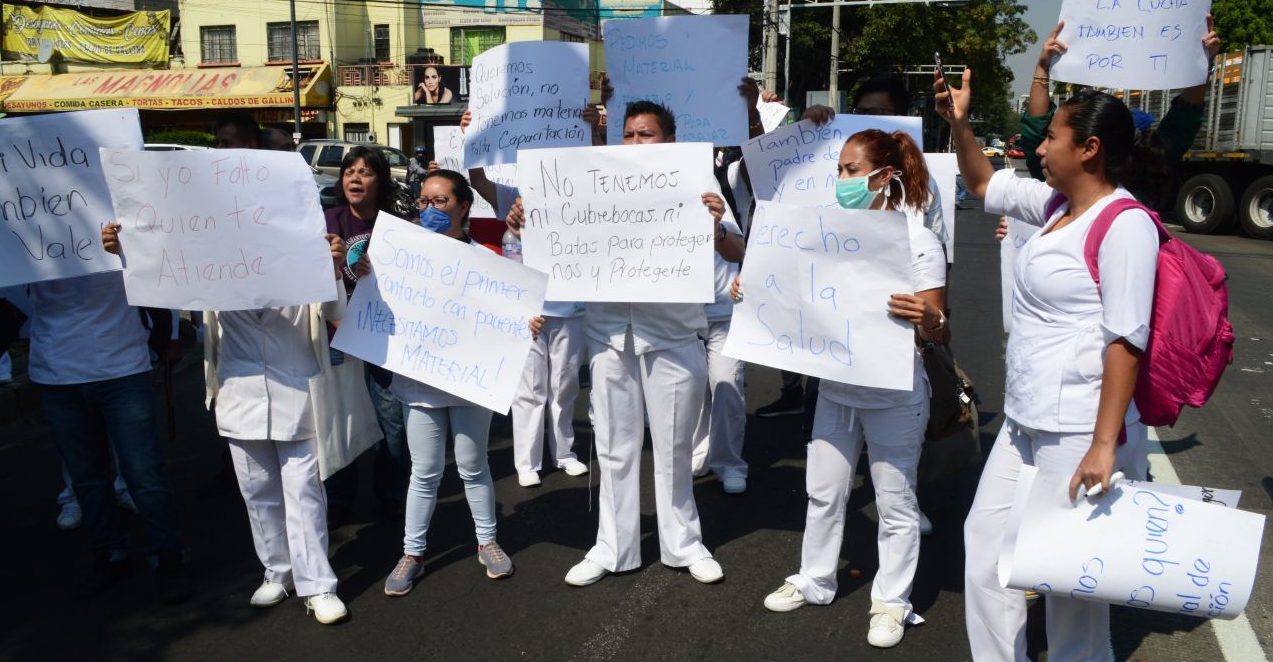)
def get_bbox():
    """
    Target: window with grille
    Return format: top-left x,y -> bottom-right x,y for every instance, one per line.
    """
267,21 -> 320,62
200,25 -> 237,64
449,27 -> 505,66
374,24 -> 390,61
557,32 -> 584,43
343,124 -> 371,143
